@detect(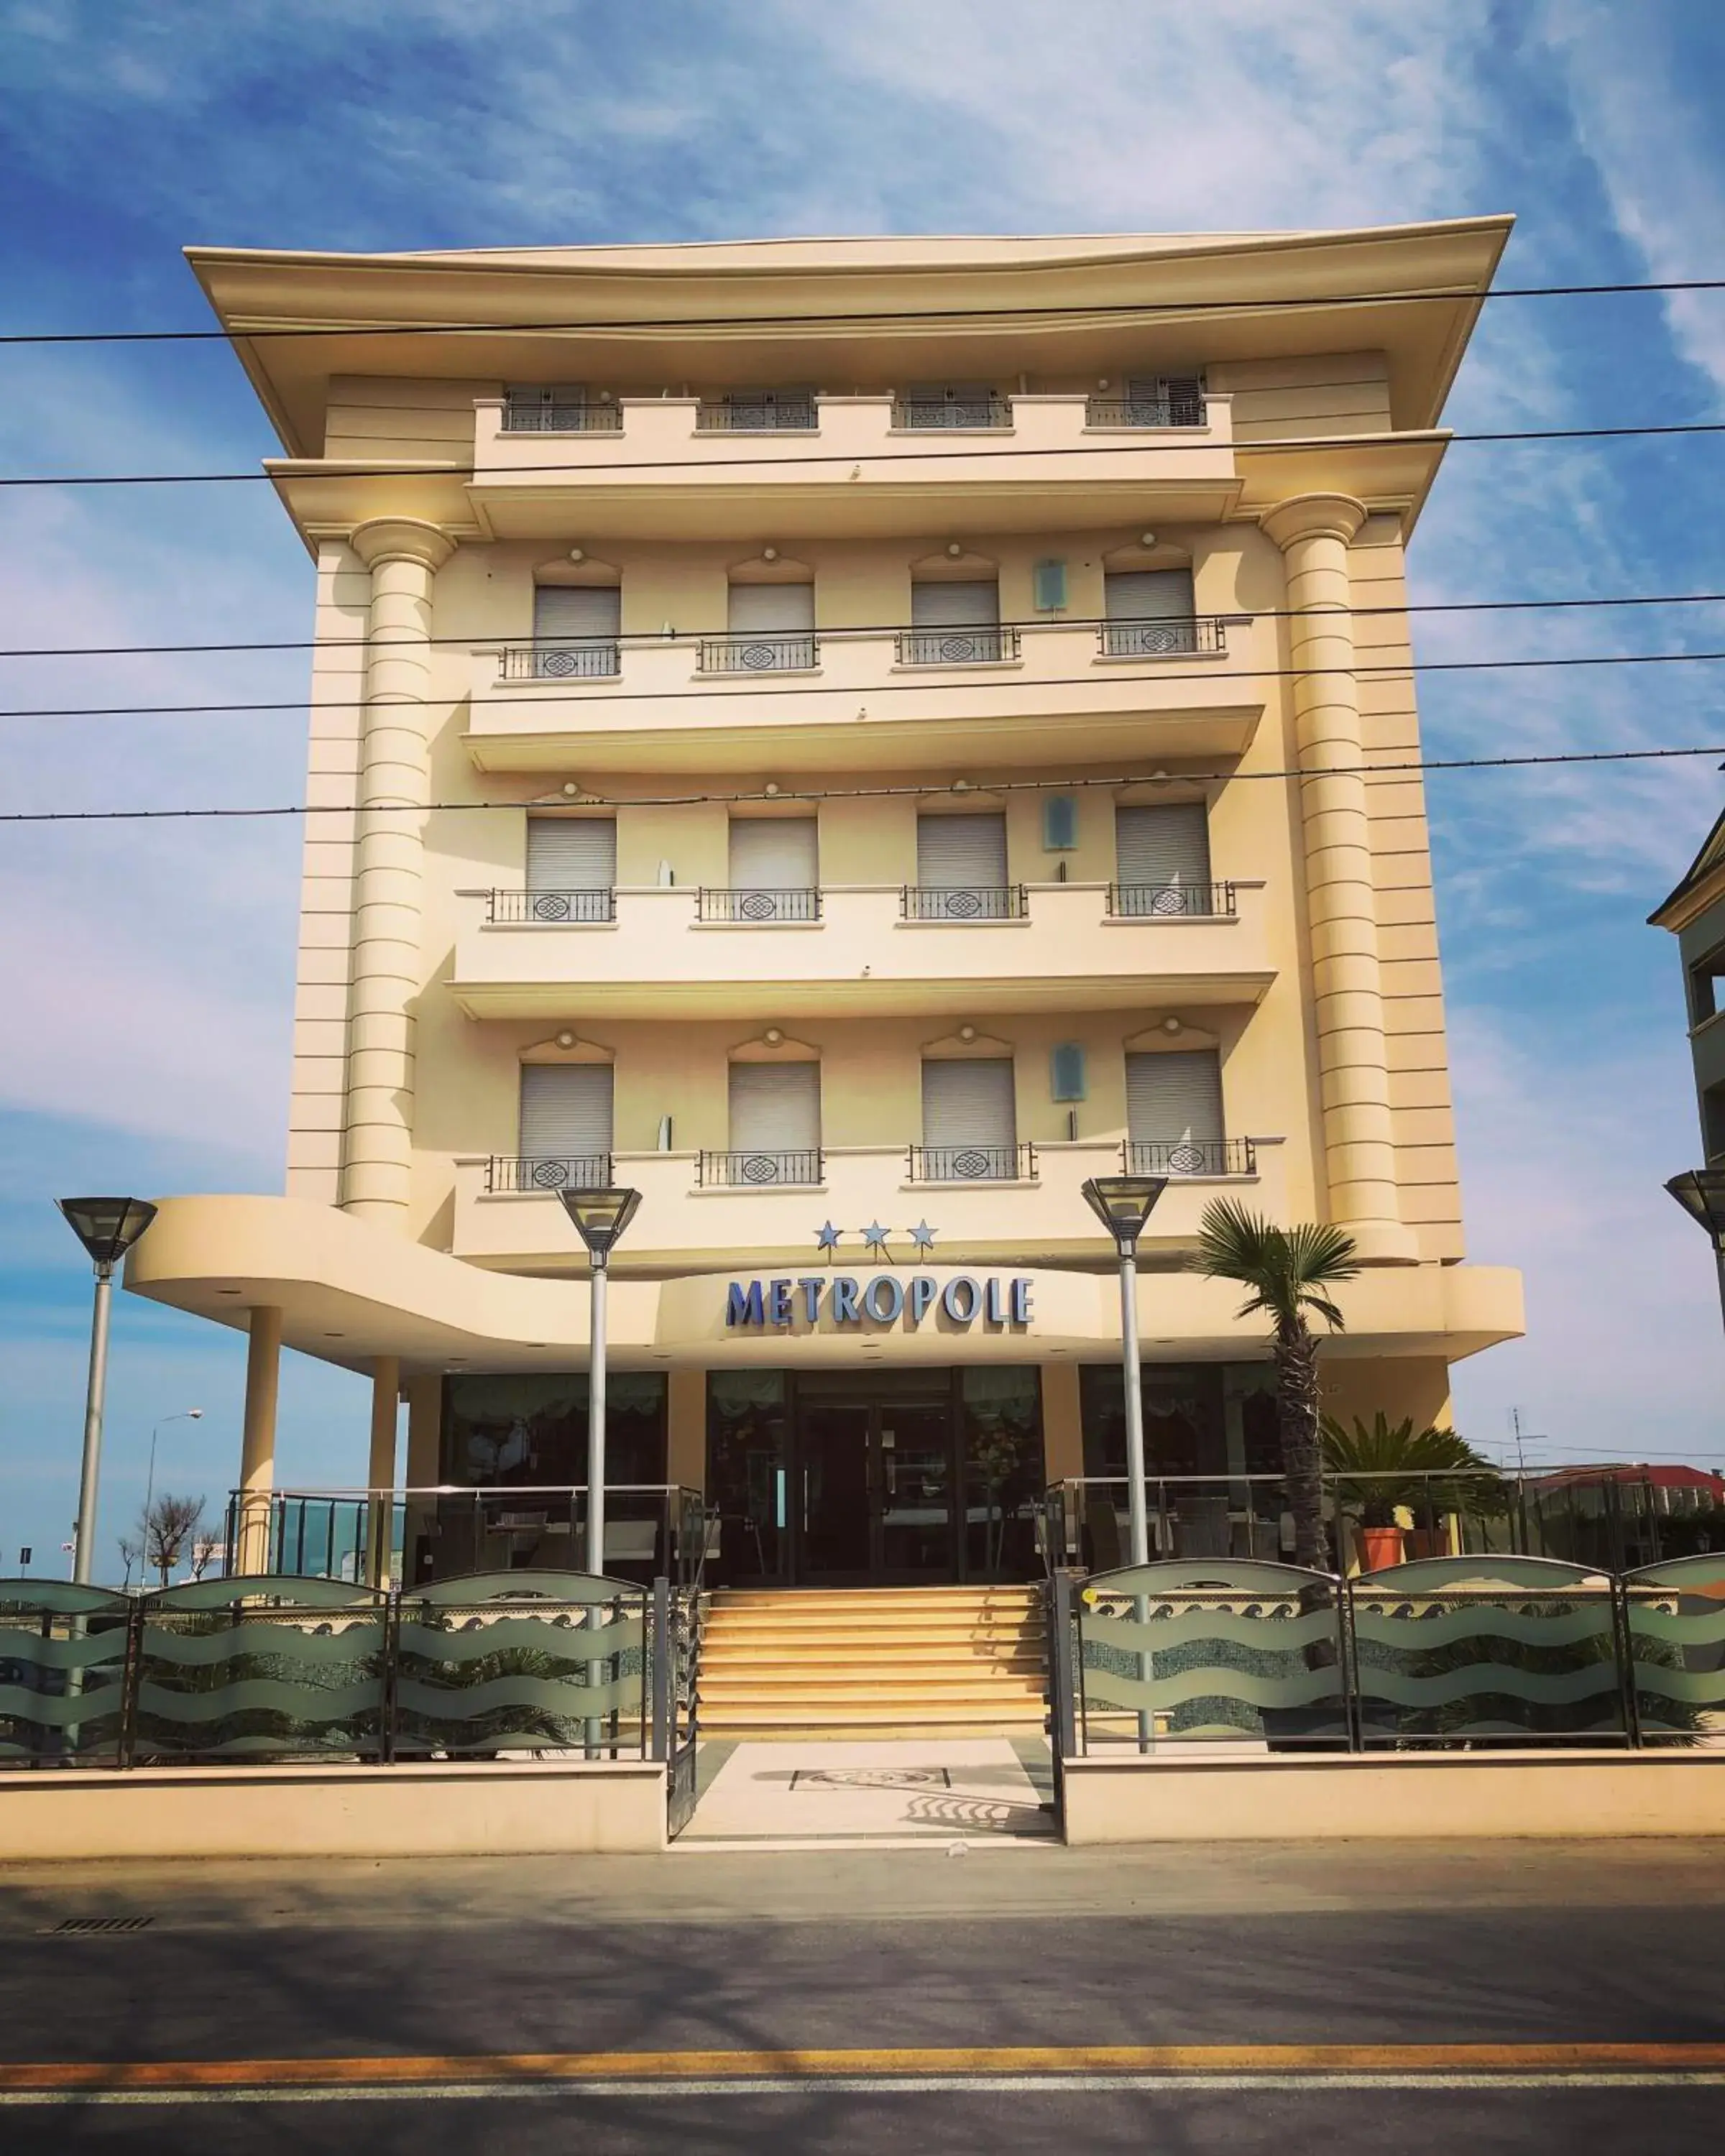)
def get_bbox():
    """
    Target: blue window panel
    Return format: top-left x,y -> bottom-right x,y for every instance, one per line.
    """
1033,558 -> 1069,611
1042,795 -> 1079,851
1050,1042 -> 1087,1101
